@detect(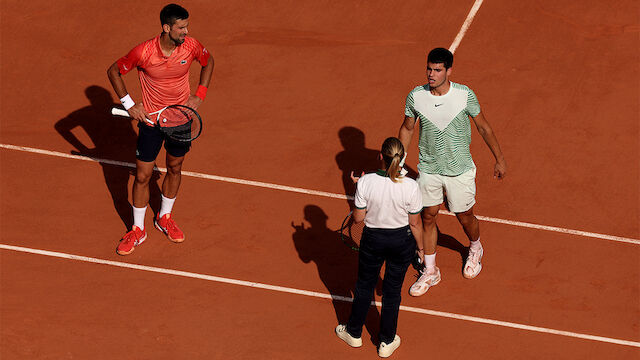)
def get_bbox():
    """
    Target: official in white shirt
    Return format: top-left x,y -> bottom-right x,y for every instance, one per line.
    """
335,137 -> 423,358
